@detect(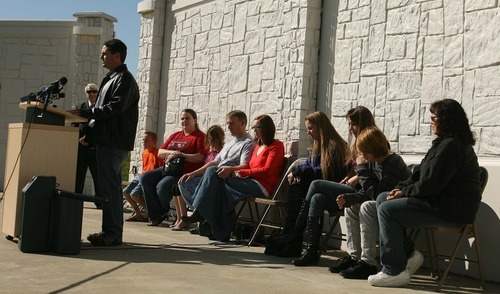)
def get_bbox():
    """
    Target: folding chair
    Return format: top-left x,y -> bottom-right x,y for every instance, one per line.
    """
247,157 -> 306,246
417,166 -> 488,291
320,210 -> 344,253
